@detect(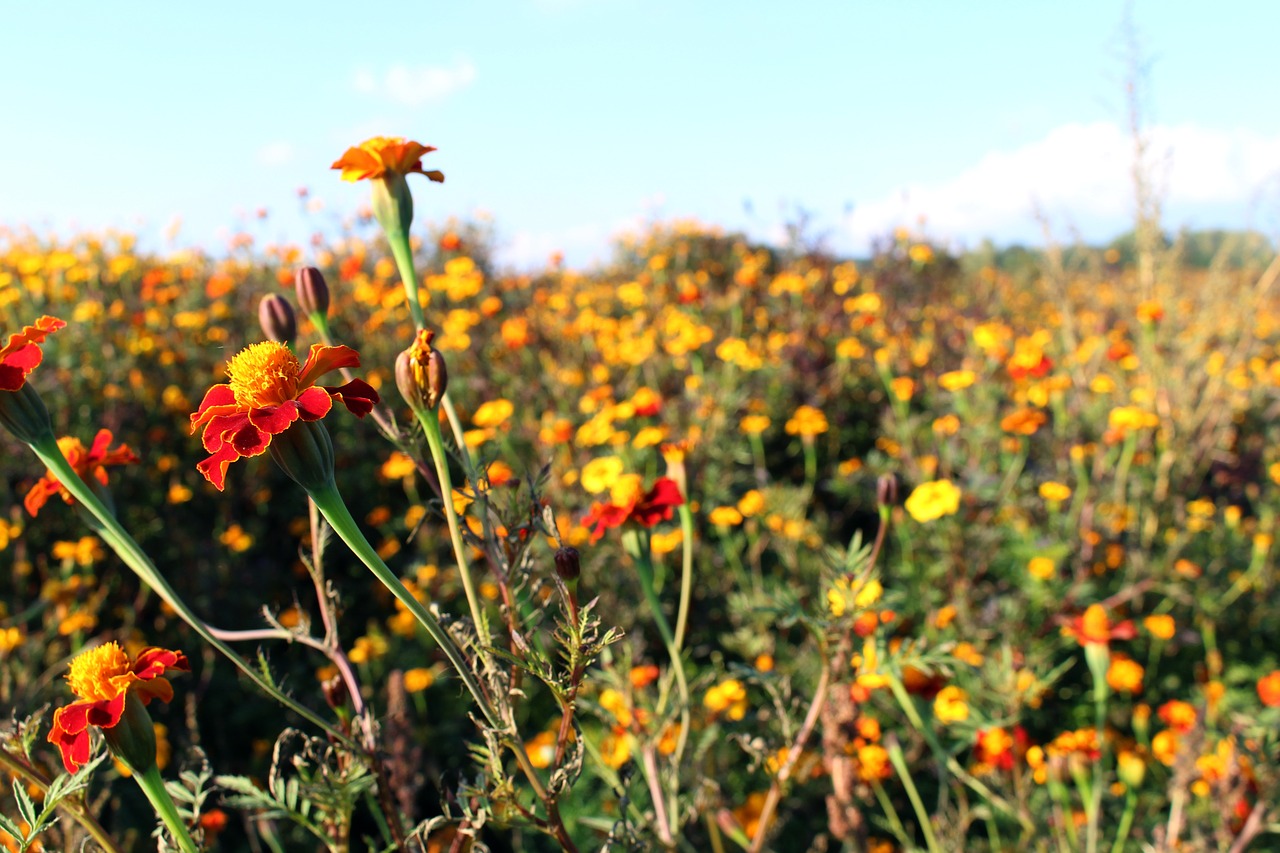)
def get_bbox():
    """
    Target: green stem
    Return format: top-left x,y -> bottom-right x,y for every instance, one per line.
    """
135,765 -> 198,853
26,436 -> 353,748
1109,790 -> 1137,853
885,735 -> 941,853
418,408 -> 491,651
384,226 -> 425,330
673,505 -> 695,654
307,480 -> 501,731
